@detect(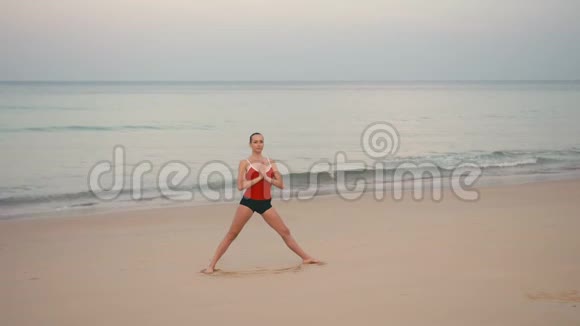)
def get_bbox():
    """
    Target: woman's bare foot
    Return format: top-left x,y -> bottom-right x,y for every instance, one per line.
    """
302,257 -> 320,264
200,266 -> 215,274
